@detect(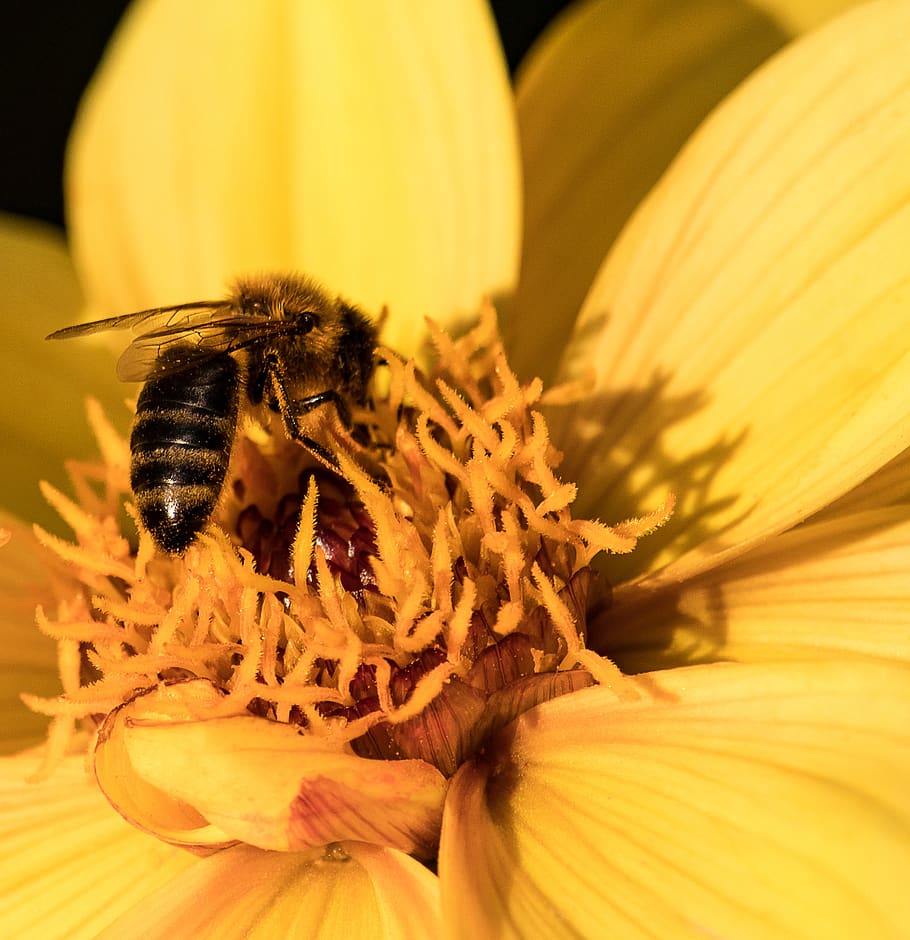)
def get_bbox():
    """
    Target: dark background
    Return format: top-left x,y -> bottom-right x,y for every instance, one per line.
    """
0,1 -> 573,230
